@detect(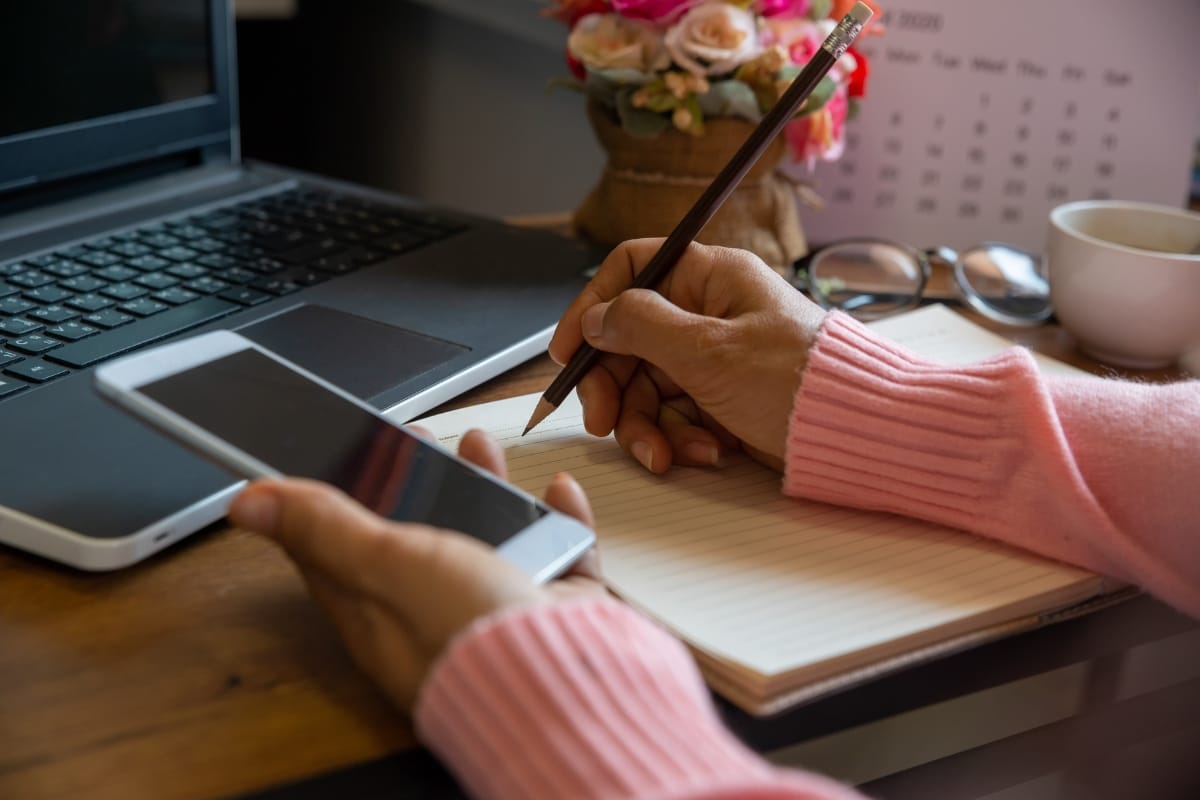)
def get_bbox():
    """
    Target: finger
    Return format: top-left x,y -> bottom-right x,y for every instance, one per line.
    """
613,368 -> 673,473
406,424 -> 435,441
548,239 -> 668,365
230,478 -> 440,605
581,288 -> 726,384
564,547 -> 603,582
543,471 -> 595,528
457,428 -> 508,481
658,402 -> 722,467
